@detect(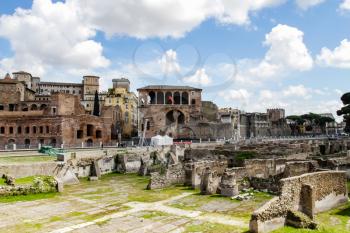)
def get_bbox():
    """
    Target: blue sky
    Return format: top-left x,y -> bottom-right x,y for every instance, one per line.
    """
0,0 -> 350,120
